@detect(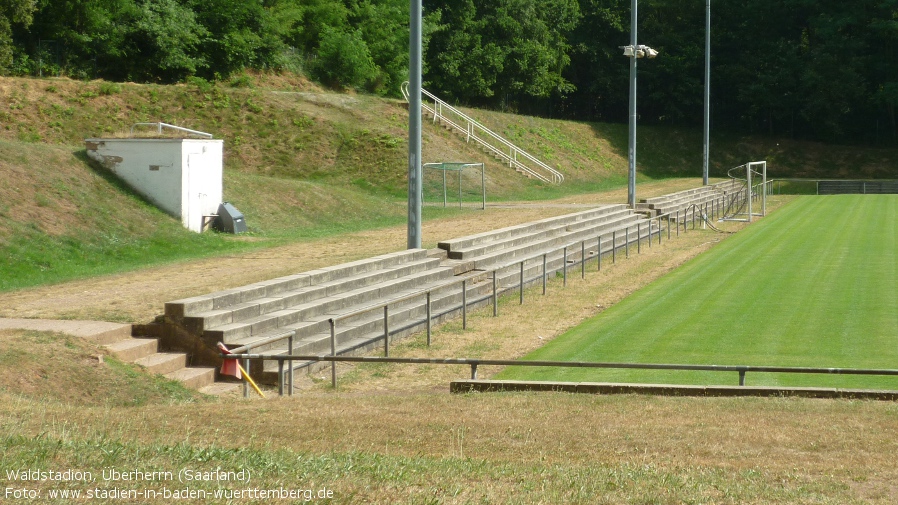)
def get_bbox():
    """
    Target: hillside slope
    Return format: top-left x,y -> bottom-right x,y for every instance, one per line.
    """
2,74 -> 897,292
